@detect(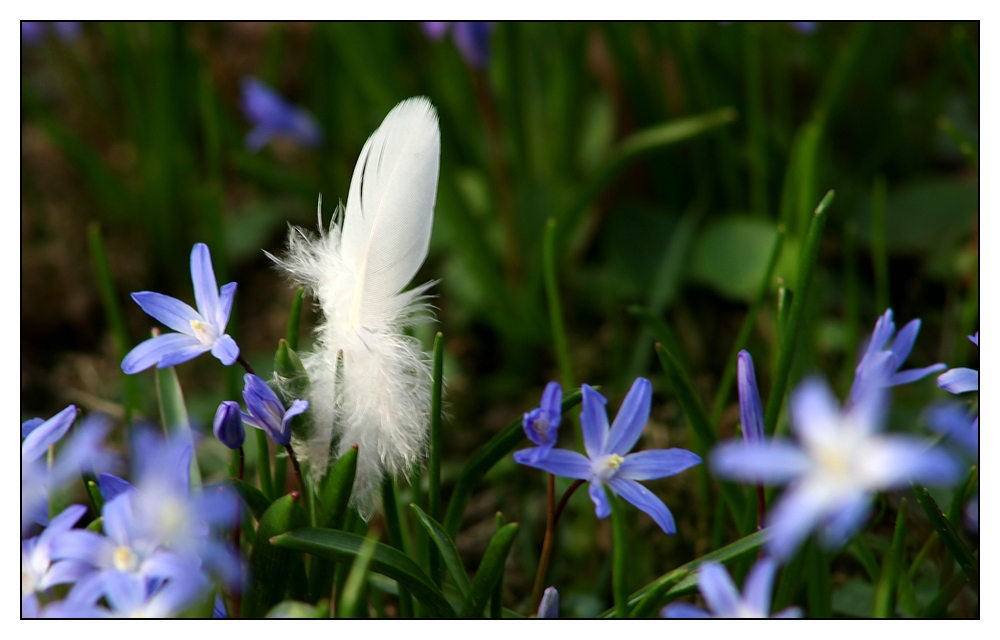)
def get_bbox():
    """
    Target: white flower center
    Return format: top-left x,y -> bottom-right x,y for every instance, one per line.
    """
190,319 -> 218,346
594,453 -> 625,481
113,546 -> 140,573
